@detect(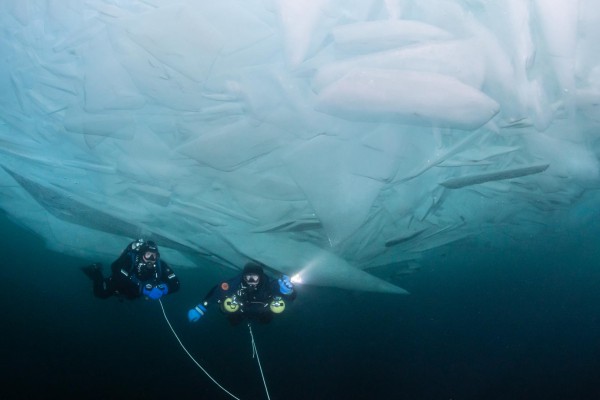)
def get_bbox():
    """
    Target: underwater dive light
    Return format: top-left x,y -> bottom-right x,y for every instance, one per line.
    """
290,273 -> 303,284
